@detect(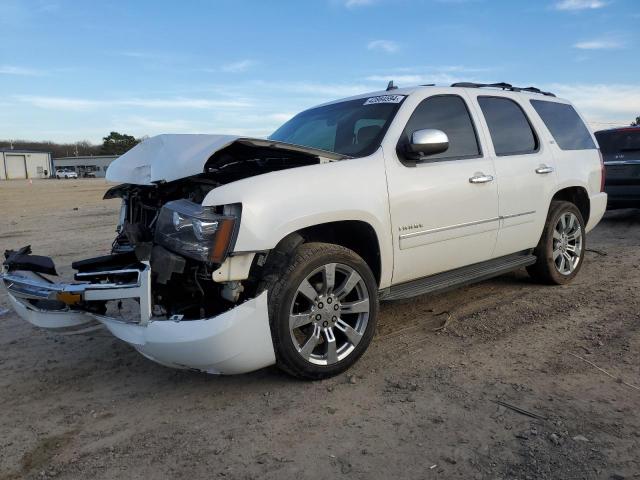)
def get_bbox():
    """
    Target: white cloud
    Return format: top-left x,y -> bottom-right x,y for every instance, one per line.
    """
268,112 -> 295,123
122,98 -> 251,109
363,65 -> 495,86
344,0 -> 376,7
283,82 -> 375,97
118,51 -> 158,59
37,2 -> 60,12
14,95 -> 252,111
549,83 -> 640,128
366,74 -> 424,84
114,116 -> 204,133
0,65 -> 43,76
435,65 -> 494,73
555,0 -> 607,10
14,95 -> 101,111
365,73 -> 463,85
367,40 -> 399,53
573,39 -> 623,49
221,59 -> 256,73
